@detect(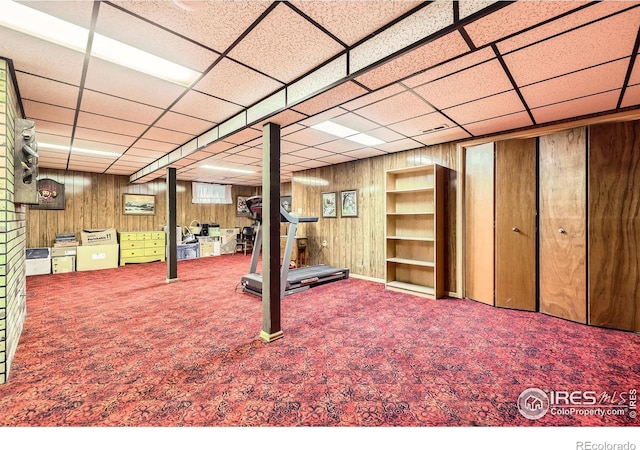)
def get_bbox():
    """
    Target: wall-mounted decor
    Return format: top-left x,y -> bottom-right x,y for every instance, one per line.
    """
280,196 -> 292,213
340,189 -> 358,217
30,178 -> 65,210
321,192 -> 337,218
123,194 -> 155,215
237,196 -> 250,217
